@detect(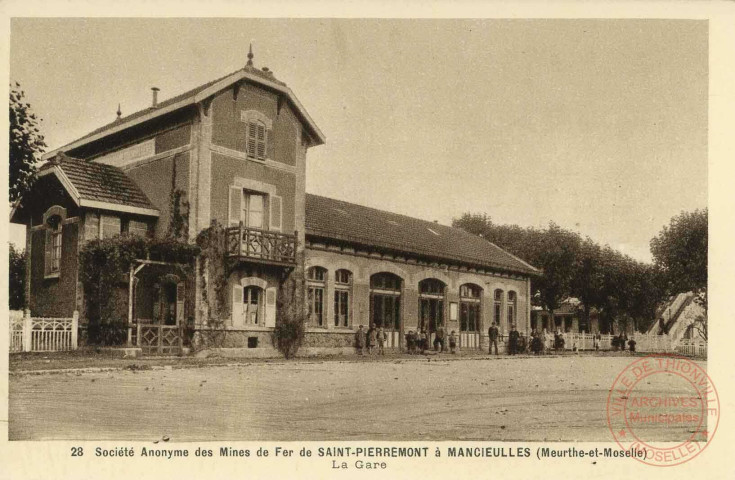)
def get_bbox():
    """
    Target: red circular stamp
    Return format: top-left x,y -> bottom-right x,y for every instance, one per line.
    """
606,354 -> 719,466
